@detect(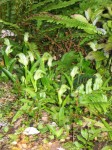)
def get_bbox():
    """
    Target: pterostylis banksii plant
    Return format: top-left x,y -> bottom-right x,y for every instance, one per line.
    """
17,33 -> 54,92
1,38 -> 16,82
63,66 -> 79,92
